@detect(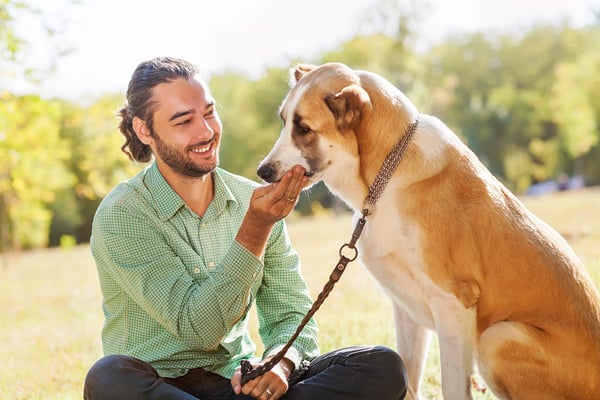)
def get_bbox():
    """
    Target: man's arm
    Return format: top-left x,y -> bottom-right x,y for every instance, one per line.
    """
231,218 -> 319,400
